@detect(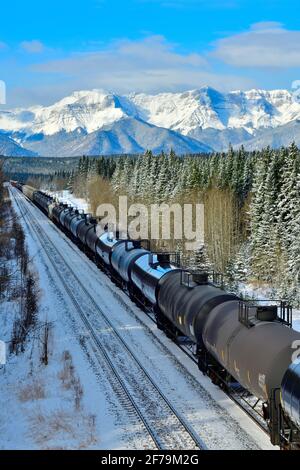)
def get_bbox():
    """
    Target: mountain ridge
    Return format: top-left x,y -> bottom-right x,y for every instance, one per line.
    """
18,117 -> 212,157
1,86 -> 300,156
